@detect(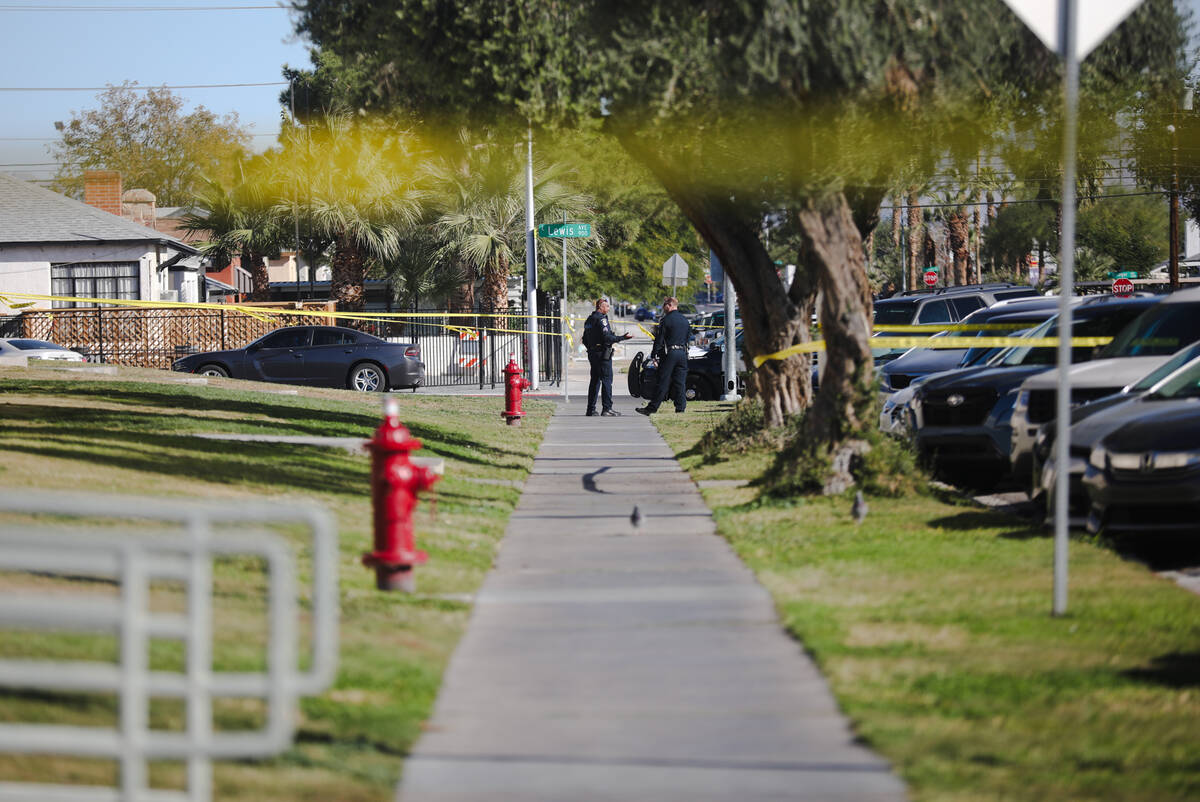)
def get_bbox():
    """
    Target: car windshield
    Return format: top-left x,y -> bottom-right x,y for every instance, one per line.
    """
1100,303 -> 1200,357
1130,342 -> 1200,392
991,307 -> 1150,367
873,301 -> 919,325
6,339 -> 65,350
1146,356 -> 1200,399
